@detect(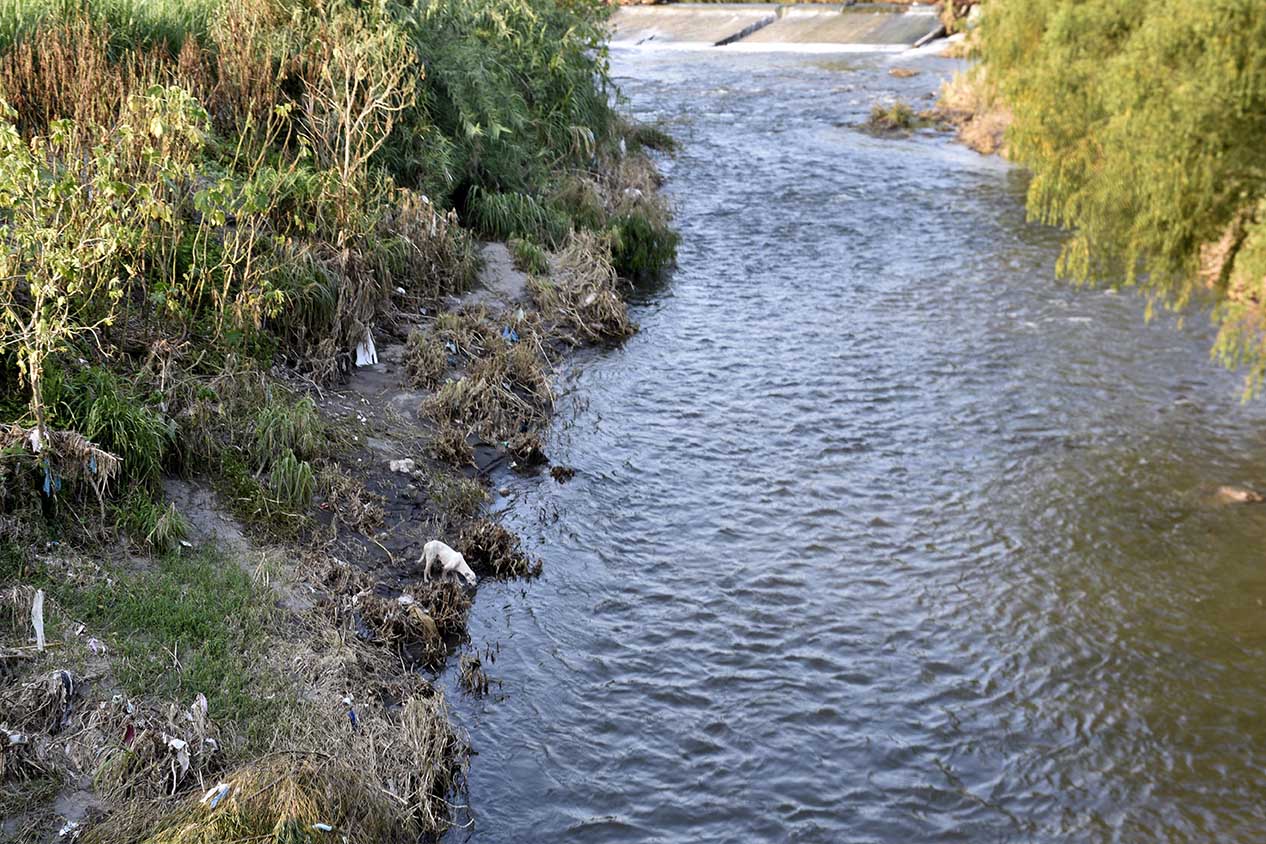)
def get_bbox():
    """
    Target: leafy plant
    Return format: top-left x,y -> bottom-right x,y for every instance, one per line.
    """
268,448 -> 314,509
508,238 -> 549,275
